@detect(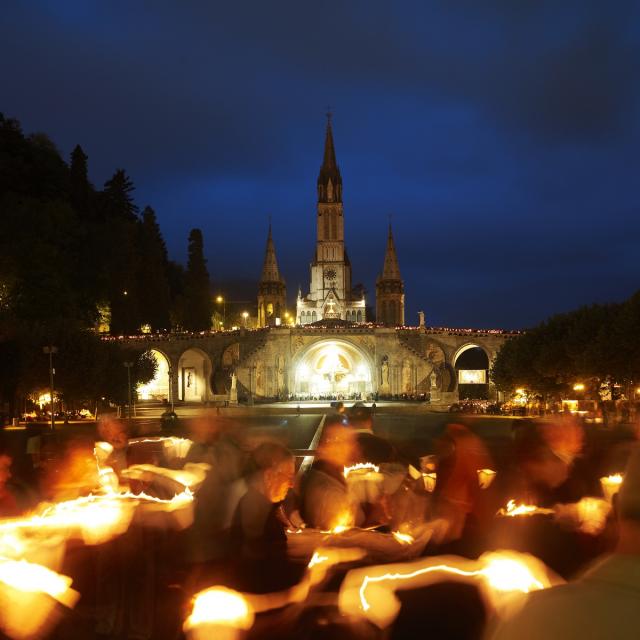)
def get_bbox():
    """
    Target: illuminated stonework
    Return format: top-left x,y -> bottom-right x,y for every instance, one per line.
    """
294,340 -> 372,397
